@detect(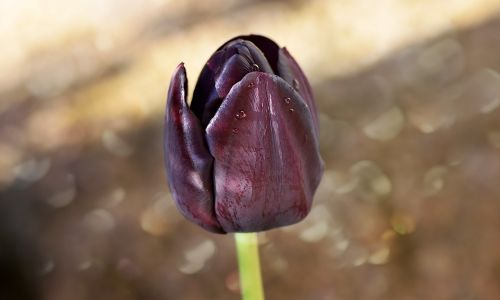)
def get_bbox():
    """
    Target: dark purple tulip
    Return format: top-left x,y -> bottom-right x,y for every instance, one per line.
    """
164,35 -> 323,233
